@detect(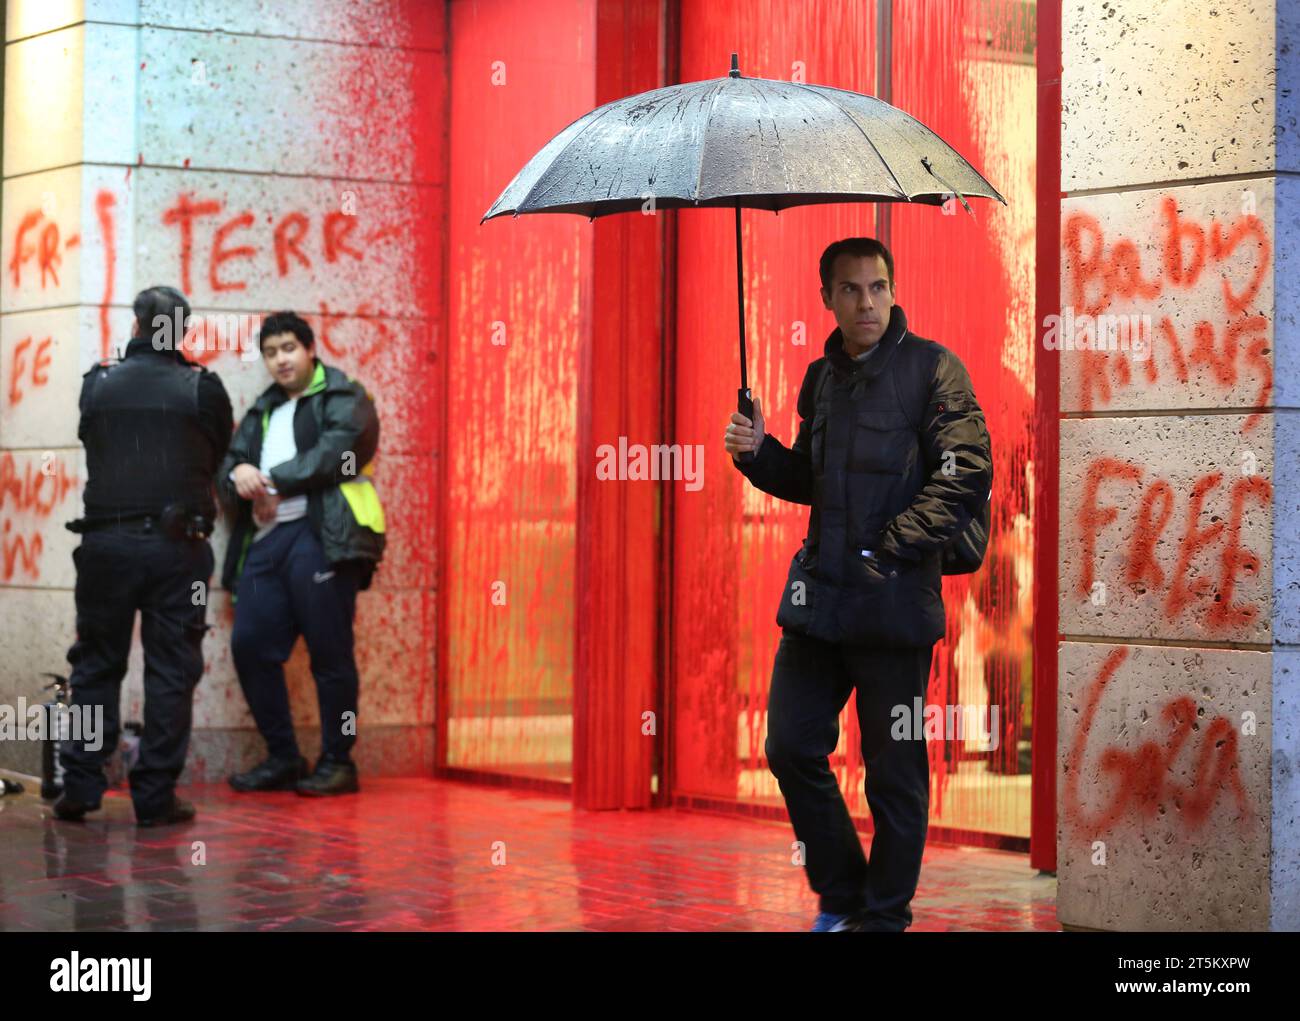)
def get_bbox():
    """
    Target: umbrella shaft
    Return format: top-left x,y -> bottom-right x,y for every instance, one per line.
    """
735,202 -> 747,393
